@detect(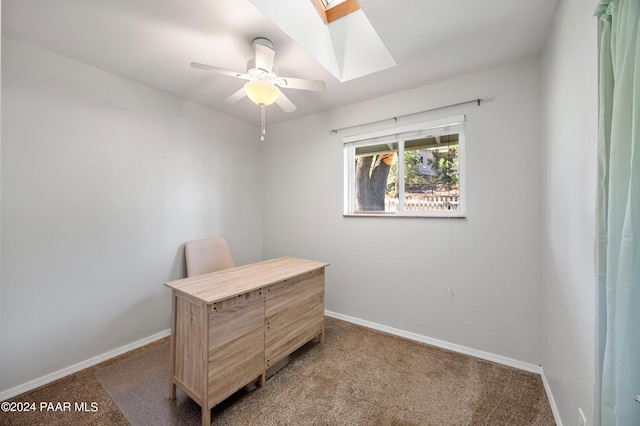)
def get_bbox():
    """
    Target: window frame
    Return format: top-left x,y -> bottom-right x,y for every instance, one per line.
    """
343,115 -> 467,218
312,0 -> 361,24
